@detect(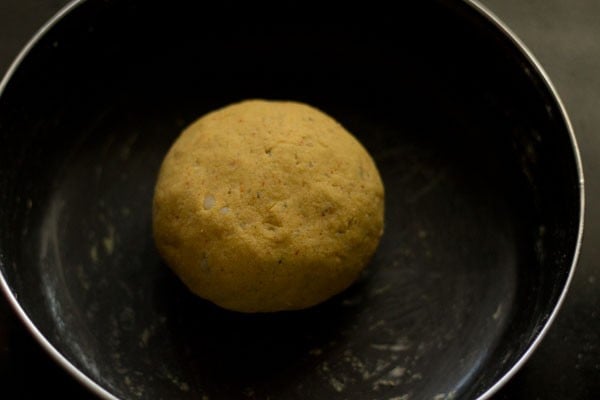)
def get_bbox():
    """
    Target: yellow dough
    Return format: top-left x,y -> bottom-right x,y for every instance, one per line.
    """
152,100 -> 384,312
